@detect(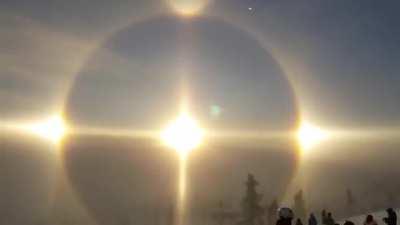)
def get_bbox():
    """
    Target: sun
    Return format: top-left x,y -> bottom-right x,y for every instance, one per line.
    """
167,0 -> 210,17
297,121 -> 329,153
26,115 -> 67,144
161,112 -> 204,157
